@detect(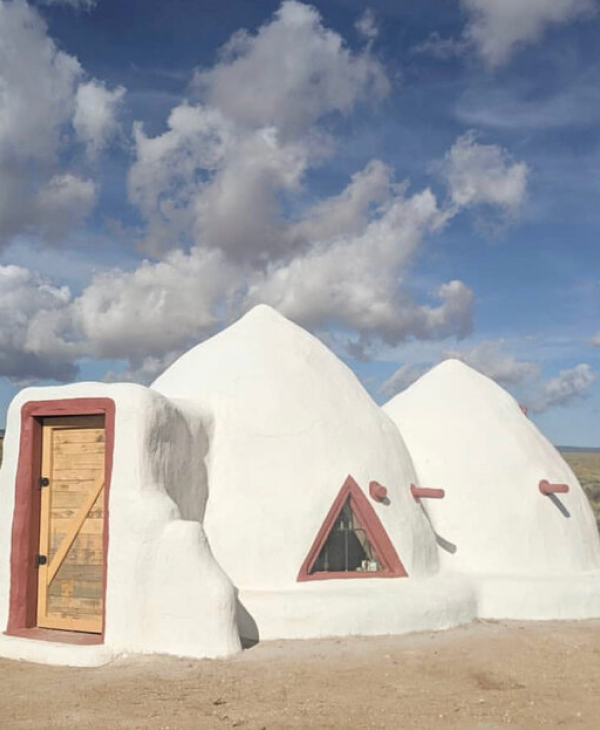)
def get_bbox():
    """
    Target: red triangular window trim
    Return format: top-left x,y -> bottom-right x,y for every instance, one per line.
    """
297,475 -> 407,581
